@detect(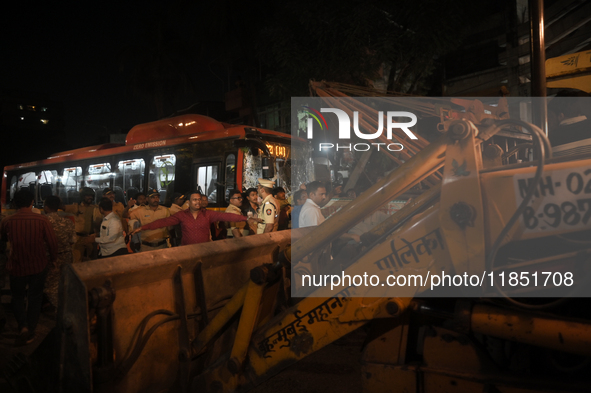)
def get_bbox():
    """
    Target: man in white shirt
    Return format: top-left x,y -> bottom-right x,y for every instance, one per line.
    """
91,198 -> 128,258
299,181 -> 327,228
